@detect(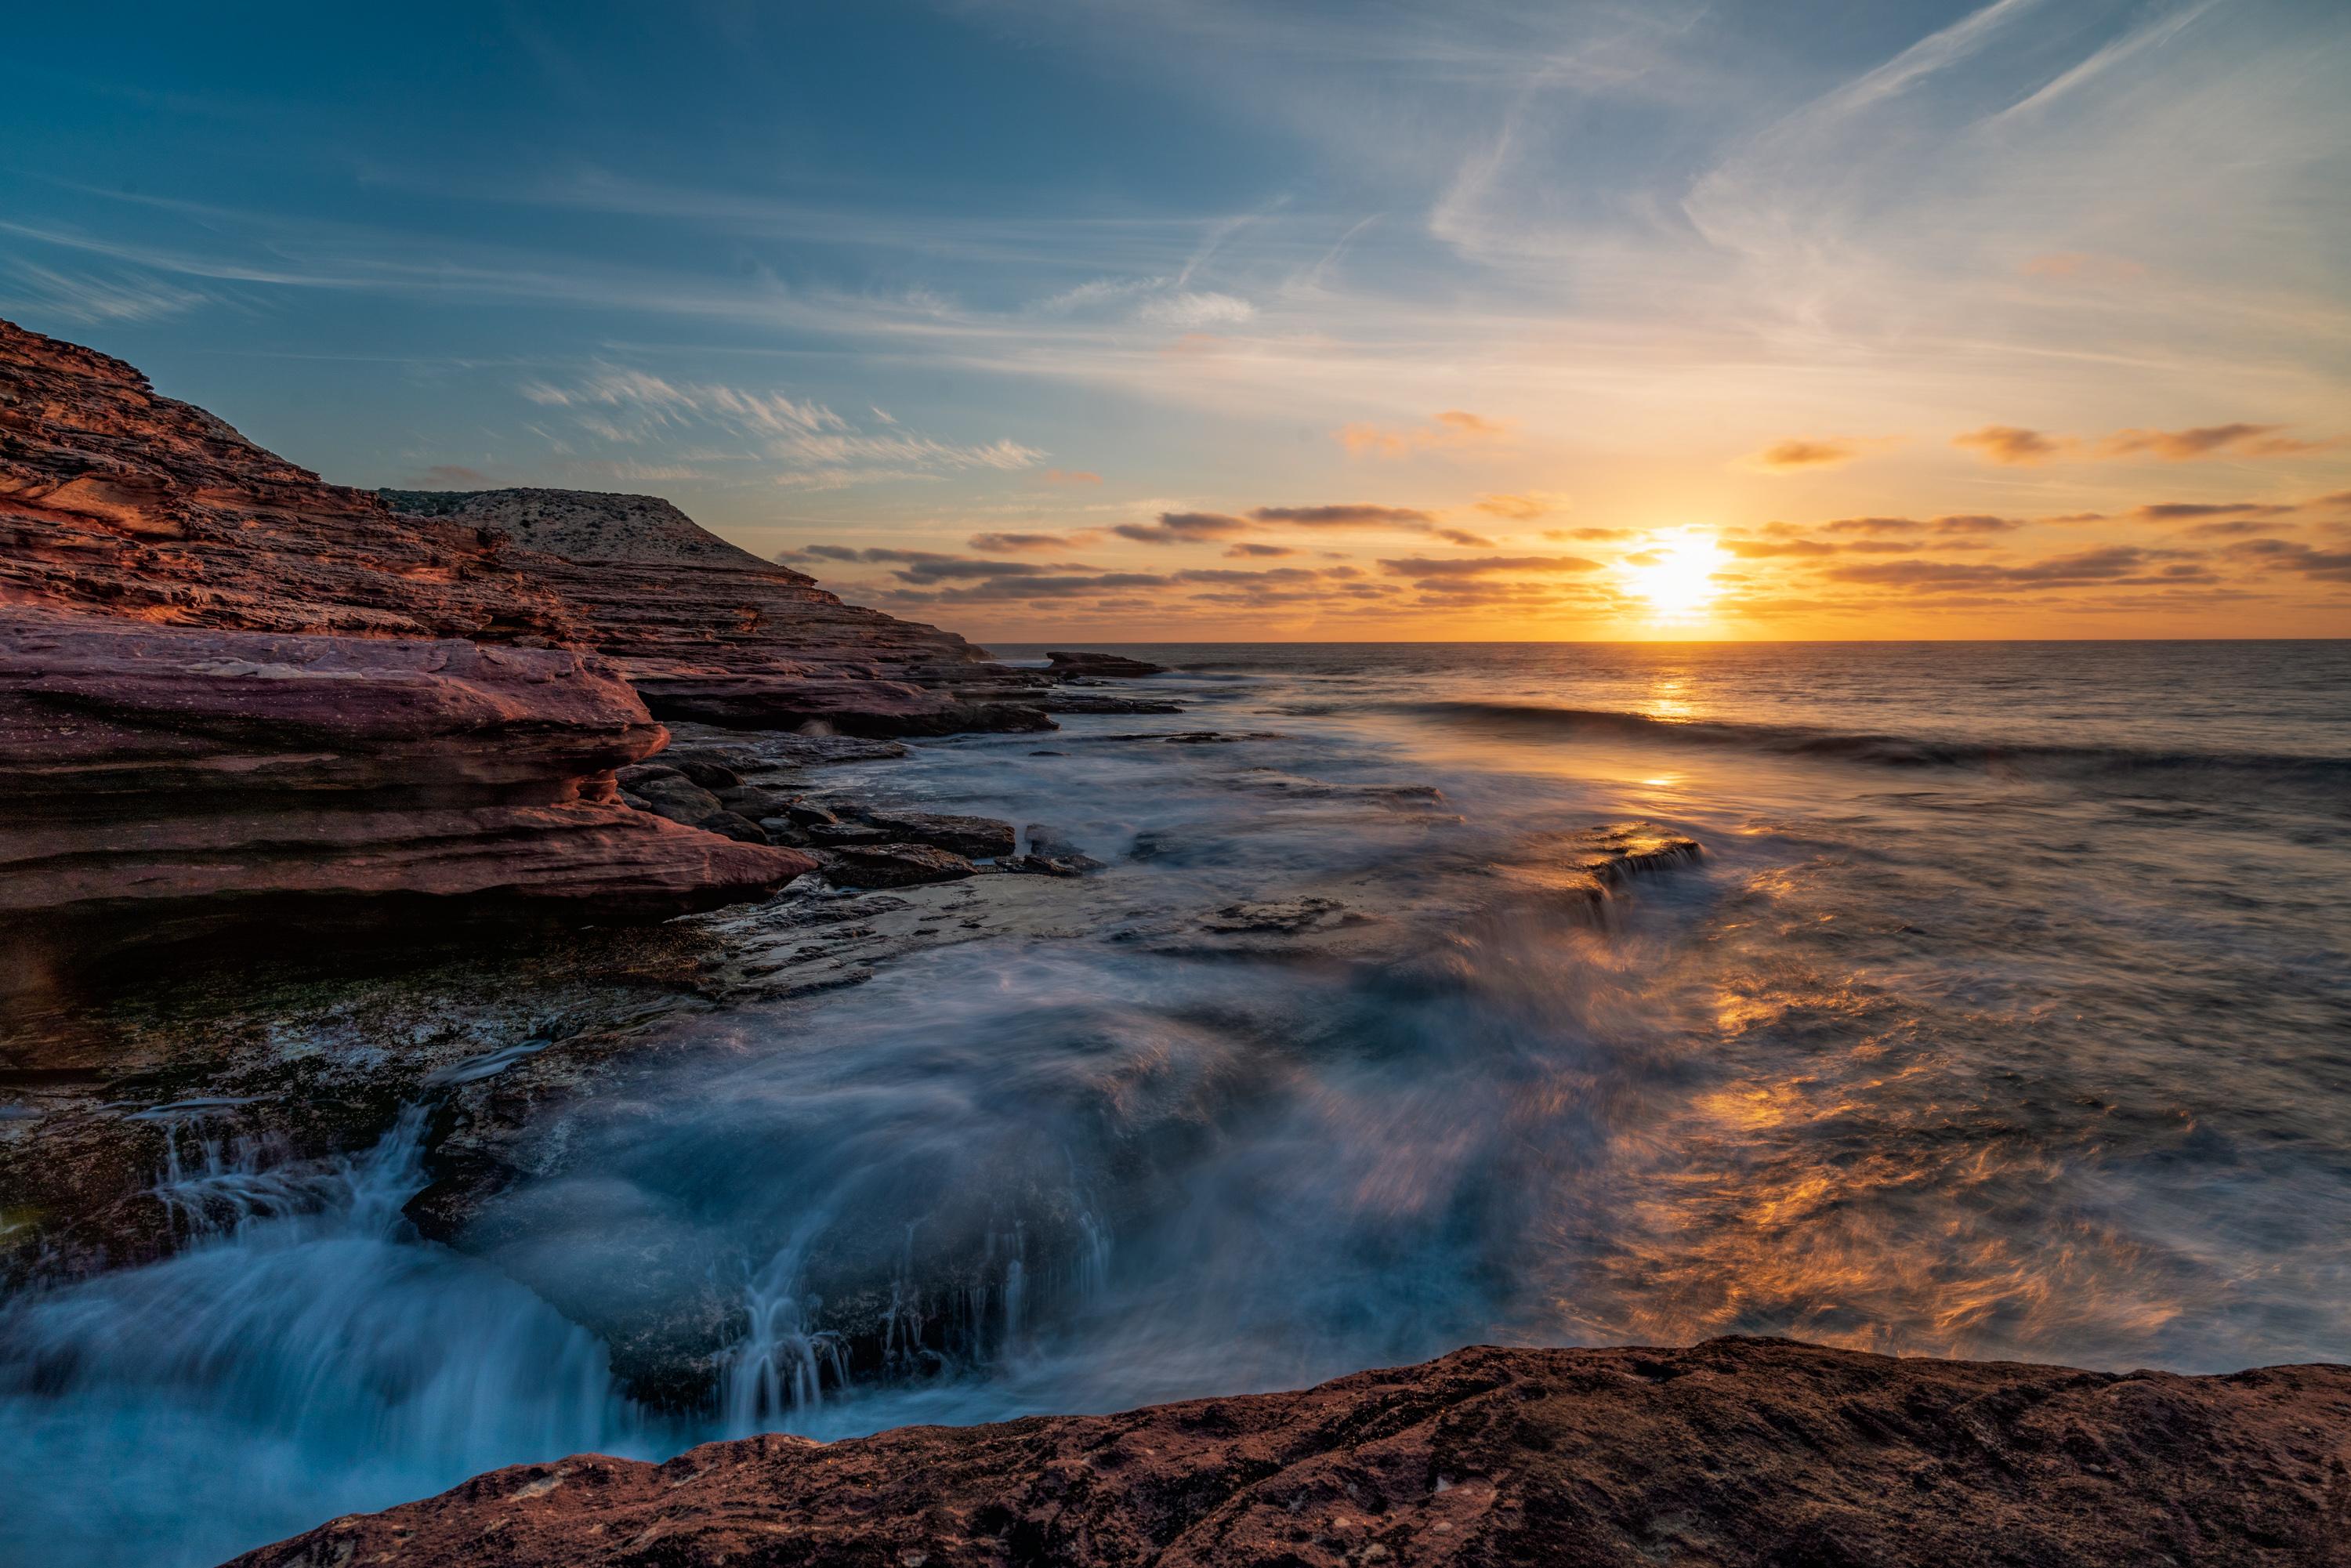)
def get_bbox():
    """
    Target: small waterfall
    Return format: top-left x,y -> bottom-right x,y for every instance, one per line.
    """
1002,1233 -> 1027,1347
145,1102 -> 427,1239
1073,1207 -> 1112,1301
719,1210 -> 848,1430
